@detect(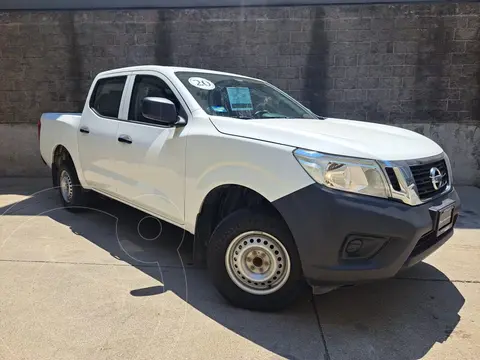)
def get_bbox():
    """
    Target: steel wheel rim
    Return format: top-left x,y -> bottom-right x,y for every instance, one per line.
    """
225,231 -> 291,295
59,170 -> 73,203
